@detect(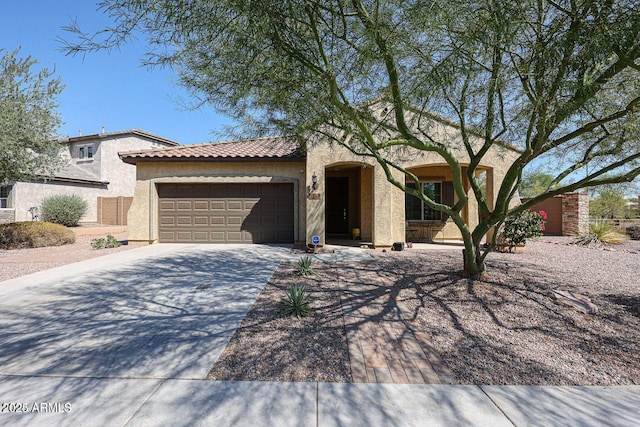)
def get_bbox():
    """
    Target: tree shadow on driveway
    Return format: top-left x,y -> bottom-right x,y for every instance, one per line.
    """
0,245 -> 287,380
